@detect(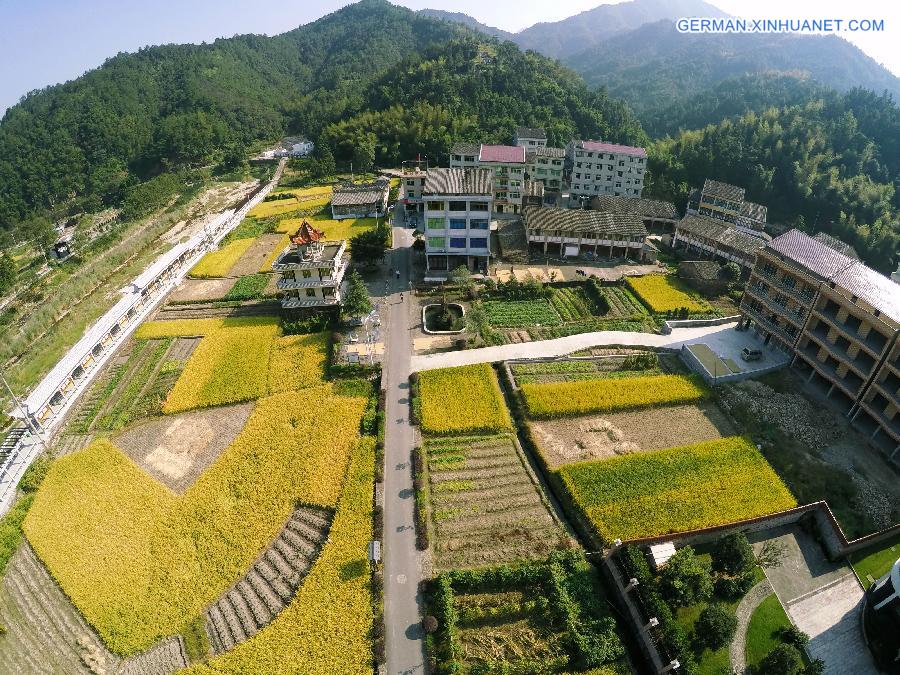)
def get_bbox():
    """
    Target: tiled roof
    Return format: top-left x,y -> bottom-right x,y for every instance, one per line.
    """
740,200 -> 768,222
679,260 -> 722,281
676,214 -> 766,256
515,126 -> 547,140
290,221 -> 325,245
768,229 -> 899,322
523,206 -> 647,238
451,142 -> 480,156
331,181 -> 388,207
590,195 -> 678,220
424,168 -> 493,196
526,146 -> 566,160
812,232 -> 858,259
701,179 -> 745,203
575,139 -> 647,158
479,144 -> 526,164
